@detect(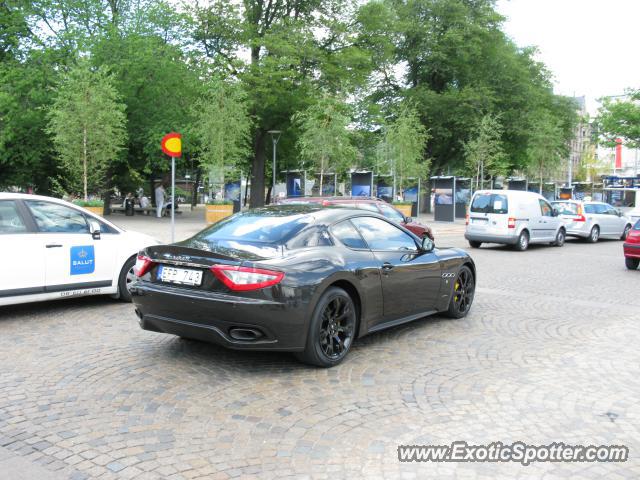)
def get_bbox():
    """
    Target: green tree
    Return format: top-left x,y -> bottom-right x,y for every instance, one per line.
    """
596,89 -> 640,148
191,0 -> 376,207
47,61 -> 127,200
463,114 -> 508,191
526,110 -> 567,193
383,105 -> 430,196
293,95 -> 357,195
191,78 -> 252,186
